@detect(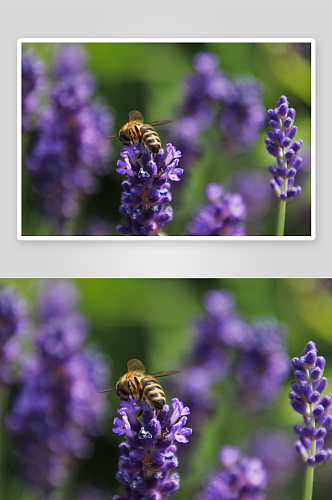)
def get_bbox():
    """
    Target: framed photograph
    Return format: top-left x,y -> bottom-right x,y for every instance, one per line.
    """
18,38 -> 315,239
1,277 -> 331,500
